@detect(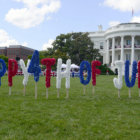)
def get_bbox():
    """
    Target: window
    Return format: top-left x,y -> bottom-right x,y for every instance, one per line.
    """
126,54 -> 131,61
137,40 -> 140,45
110,55 -> 112,64
109,42 -> 112,47
126,40 -> 131,45
100,42 -> 103,49
118,55 -> 120,60
118,41 -> 120,46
